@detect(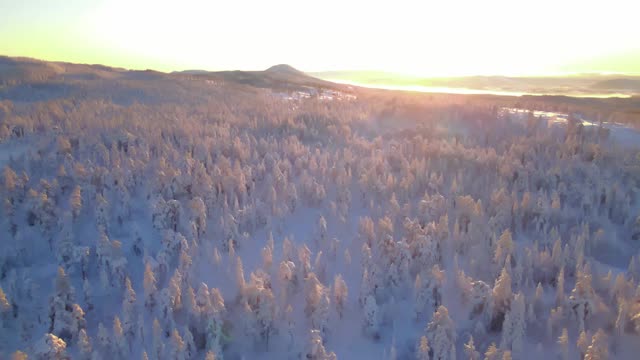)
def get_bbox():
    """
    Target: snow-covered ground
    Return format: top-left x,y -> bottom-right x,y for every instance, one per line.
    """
502,107 -> 640,148
1,78 -> 640,360
273,89 -> 357,102
0,137 -> 29,169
